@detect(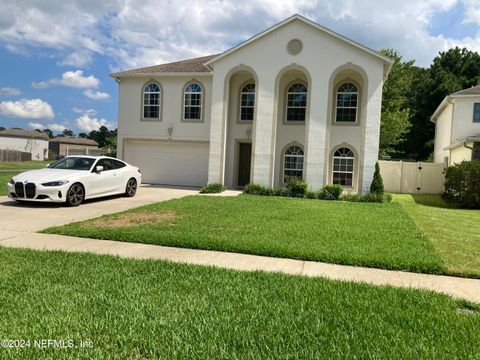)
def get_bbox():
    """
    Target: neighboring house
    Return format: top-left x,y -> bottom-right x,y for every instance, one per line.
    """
112,14 -> 393,192
432,85 -> 480,165
49,137 -> 100,159
0,128 -> 49,160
